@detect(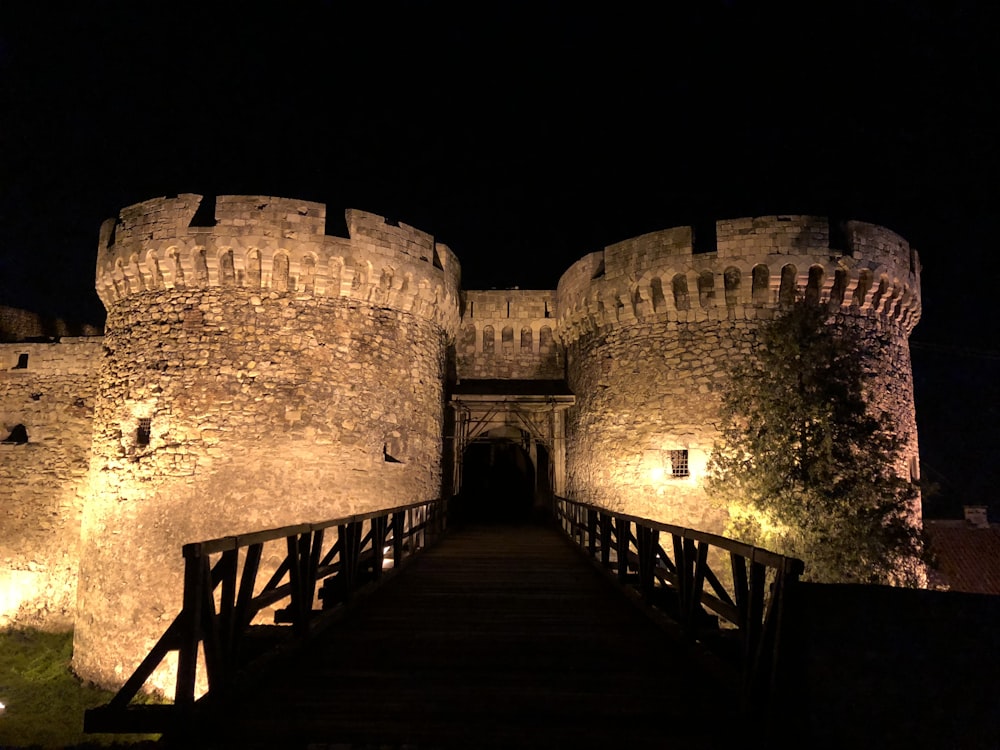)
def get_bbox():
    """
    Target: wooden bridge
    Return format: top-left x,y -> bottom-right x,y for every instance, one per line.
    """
85,498 -> 804,748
